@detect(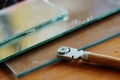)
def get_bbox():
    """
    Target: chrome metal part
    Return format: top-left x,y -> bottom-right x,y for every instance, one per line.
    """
57,46 -> 84,60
